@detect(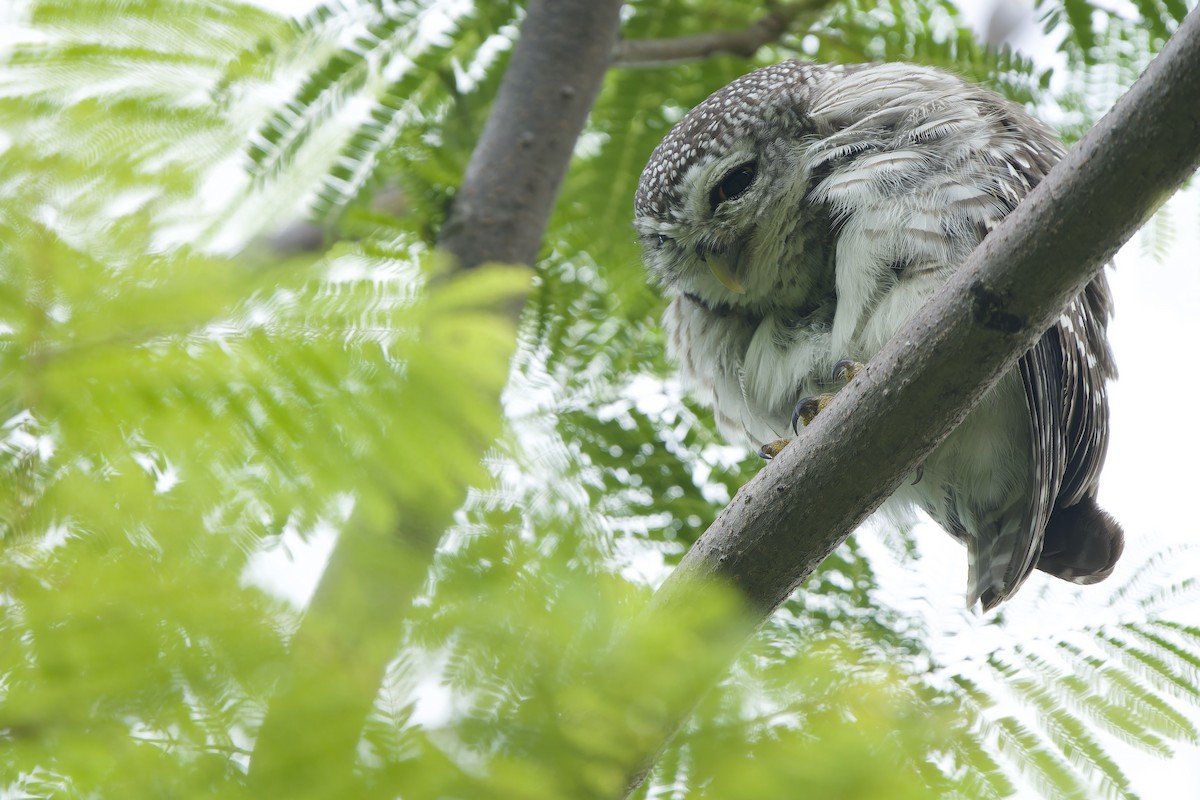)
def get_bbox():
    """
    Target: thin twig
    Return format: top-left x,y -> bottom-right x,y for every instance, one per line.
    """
613,0 -> 827,67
